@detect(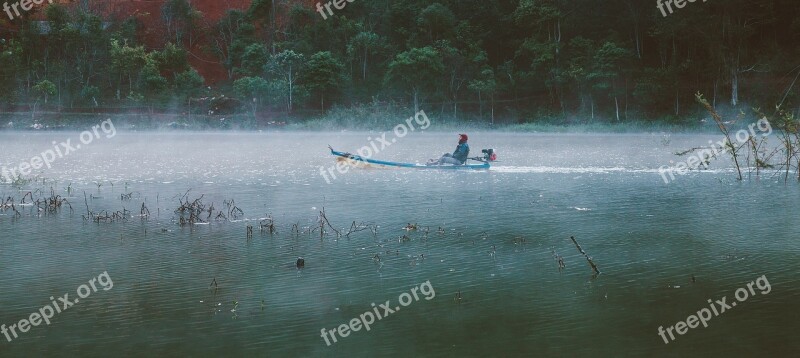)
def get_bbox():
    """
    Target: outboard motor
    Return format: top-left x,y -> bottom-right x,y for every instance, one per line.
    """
481,149 -> 497,162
